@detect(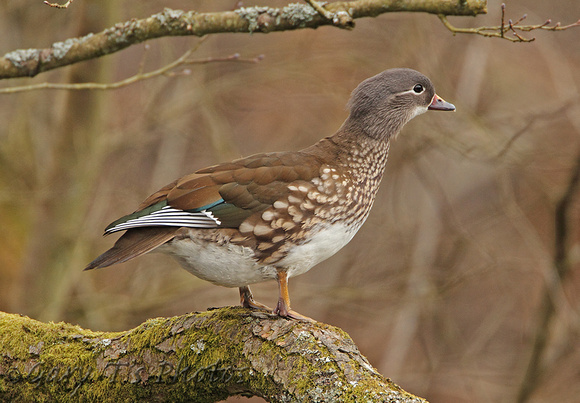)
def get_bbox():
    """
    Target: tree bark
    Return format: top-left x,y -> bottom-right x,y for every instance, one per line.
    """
0,0 -> 487,79
0,307 -> 427,402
